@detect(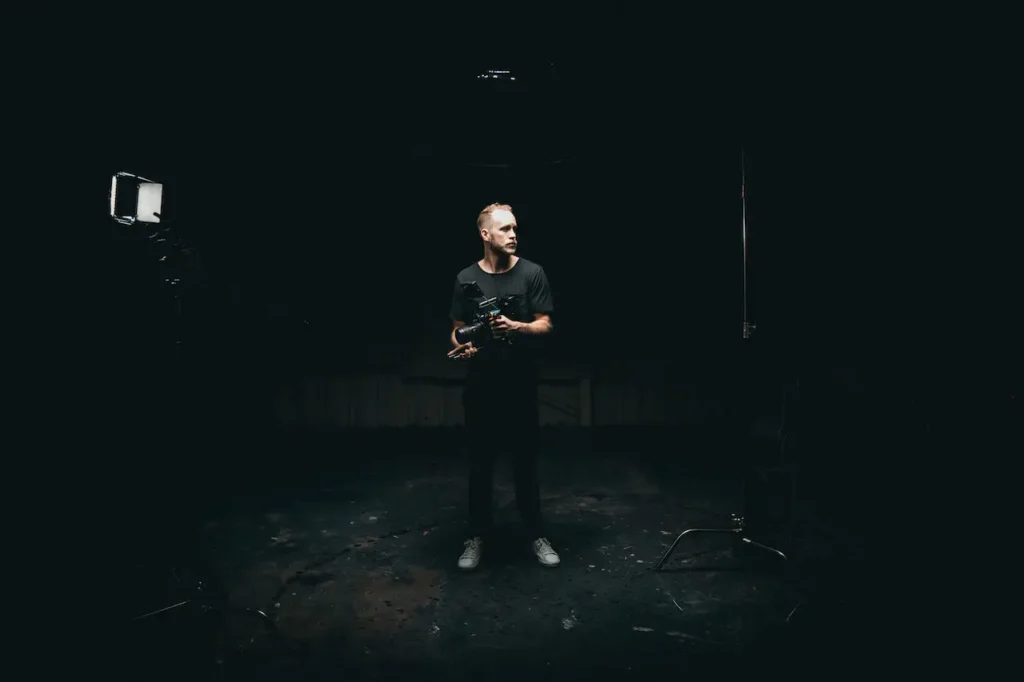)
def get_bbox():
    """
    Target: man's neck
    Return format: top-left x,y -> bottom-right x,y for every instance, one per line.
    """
479,252 -> 518,274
